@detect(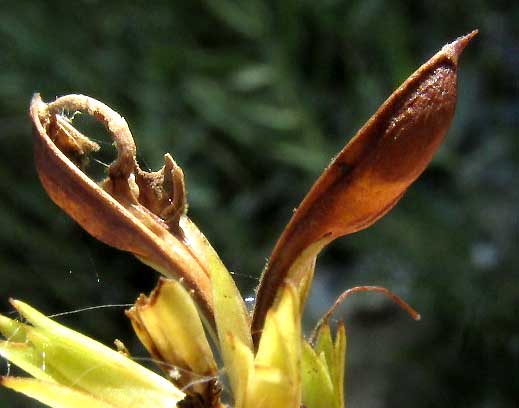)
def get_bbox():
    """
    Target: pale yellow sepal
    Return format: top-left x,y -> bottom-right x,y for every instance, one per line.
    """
0,300 -> 184,408
252,238 -> 328,346
237,284 -> 302,408
224,332 -> 255,408
179,217 -> 253,397
127,278 -> 217,393
285,238 -> 328,309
